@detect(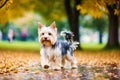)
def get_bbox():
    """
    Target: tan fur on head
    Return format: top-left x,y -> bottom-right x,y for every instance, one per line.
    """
38,21 -> 57,46
40,36 -> 52,47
